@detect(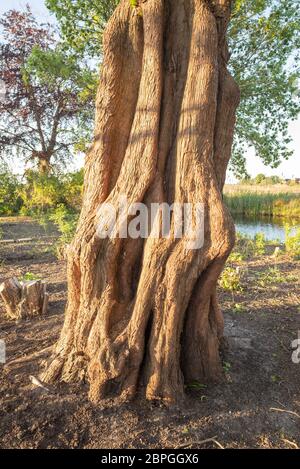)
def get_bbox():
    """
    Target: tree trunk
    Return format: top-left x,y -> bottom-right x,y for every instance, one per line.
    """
38,156 -> 51,175
33,151 -> 52,174
42,0 -> 240,404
